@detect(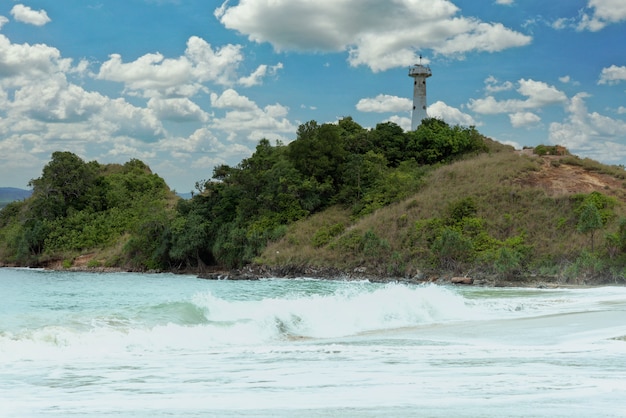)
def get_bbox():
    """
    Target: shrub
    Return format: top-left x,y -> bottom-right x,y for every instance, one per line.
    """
431,227 -> 474,272
311,223 -> 345,247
